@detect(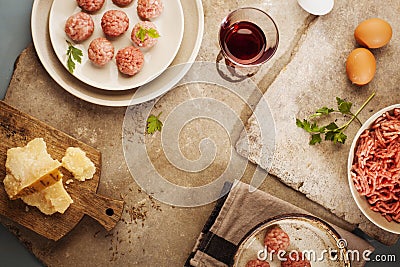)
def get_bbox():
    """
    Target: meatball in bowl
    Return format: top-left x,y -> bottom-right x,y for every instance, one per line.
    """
131,21 -> 160,48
